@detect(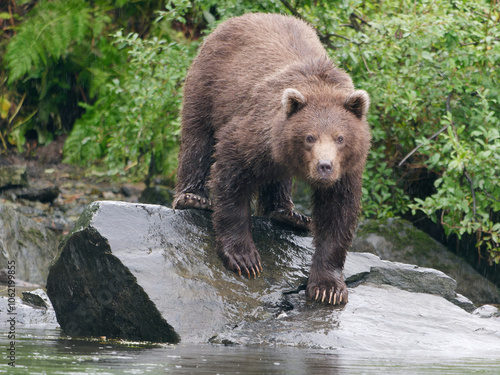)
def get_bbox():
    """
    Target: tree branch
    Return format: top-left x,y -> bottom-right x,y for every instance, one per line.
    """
398,125 -> 449,167
279,0 -> 356,49
446,92 -> 478,220
398,92 -> 453,168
